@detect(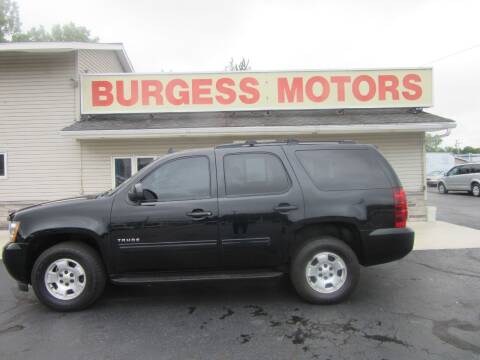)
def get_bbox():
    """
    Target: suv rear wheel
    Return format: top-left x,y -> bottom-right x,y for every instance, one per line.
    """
31,241 -> 106,312
472,183 -> 480,197
438,183 -> 448,194
290,236 -> 359,304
